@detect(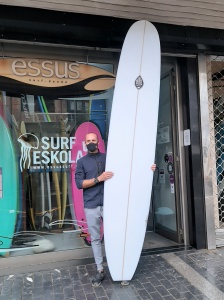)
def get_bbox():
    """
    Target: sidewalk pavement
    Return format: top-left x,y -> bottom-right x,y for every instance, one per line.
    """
1,248 -> 224,300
